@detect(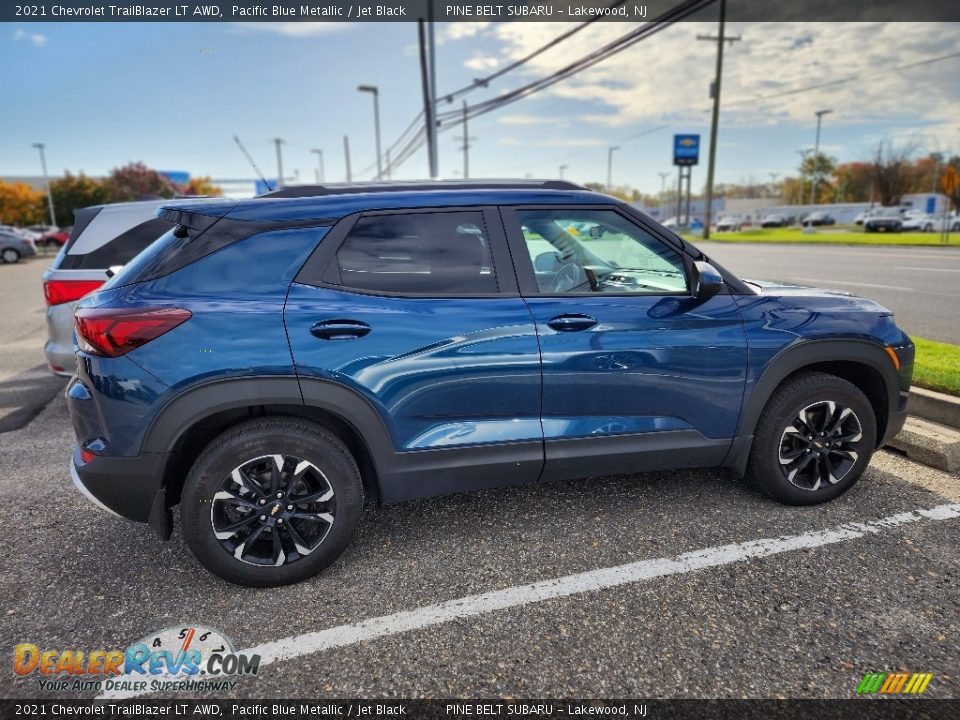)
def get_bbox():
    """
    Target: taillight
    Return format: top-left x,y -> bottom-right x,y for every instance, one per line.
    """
44,279 -> 104,306
74,307 -> 191,357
